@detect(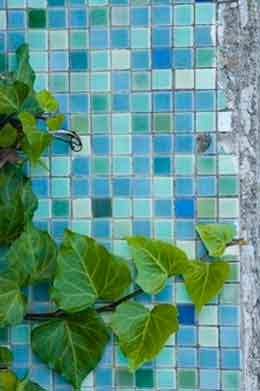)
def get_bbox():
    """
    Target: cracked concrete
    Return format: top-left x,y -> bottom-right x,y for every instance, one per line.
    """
218,0 -> 260,389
